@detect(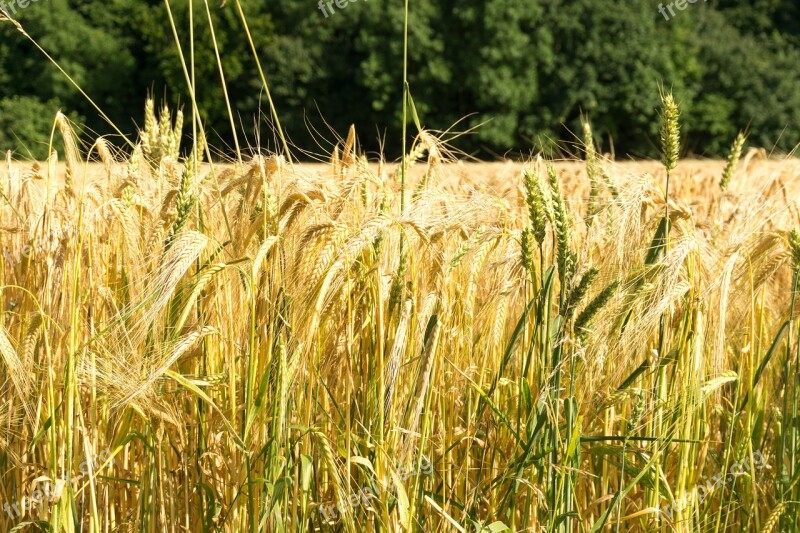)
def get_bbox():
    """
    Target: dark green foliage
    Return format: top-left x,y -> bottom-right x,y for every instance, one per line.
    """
1,0 -> 799,158
0,96 -> 54,159
0,96 -> 83,159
